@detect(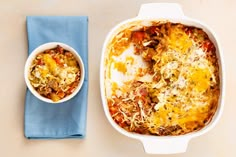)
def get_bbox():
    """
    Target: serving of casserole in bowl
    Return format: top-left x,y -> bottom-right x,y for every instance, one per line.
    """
24,42 -> 85,103
100,3 -> 225,154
